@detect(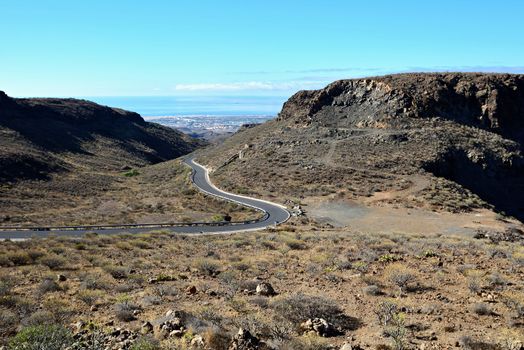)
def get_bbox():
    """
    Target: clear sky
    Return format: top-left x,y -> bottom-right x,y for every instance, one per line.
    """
1,0 -> 524,97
